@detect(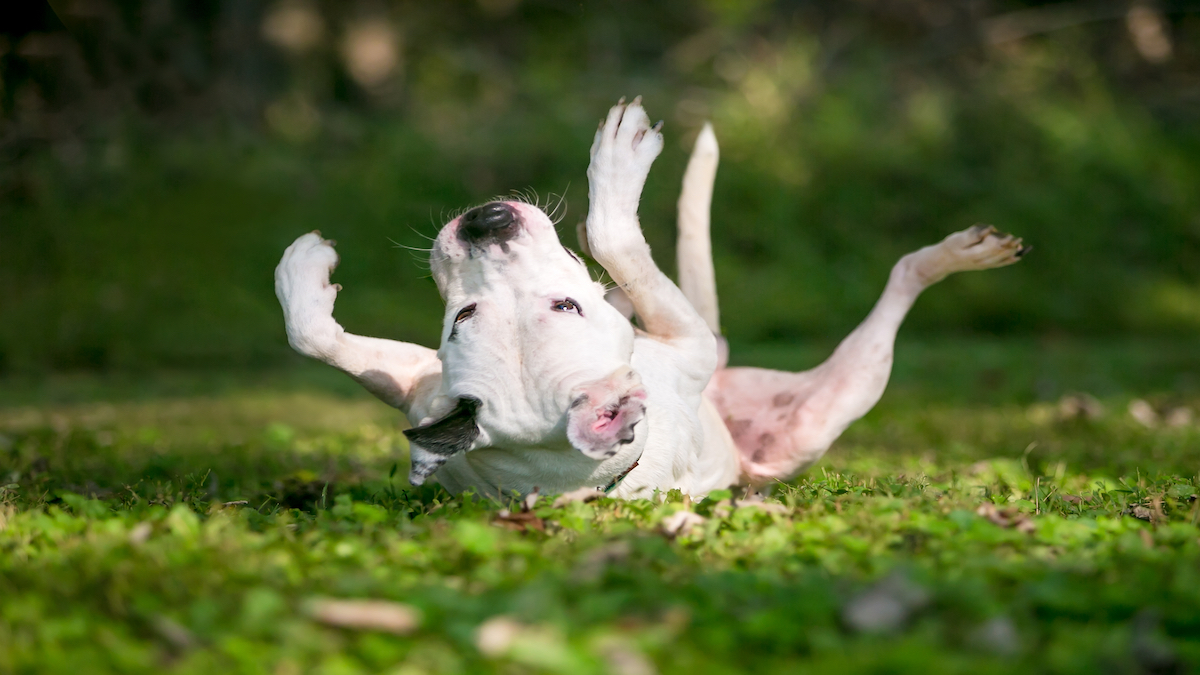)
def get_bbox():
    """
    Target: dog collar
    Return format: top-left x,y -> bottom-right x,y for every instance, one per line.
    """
601,455 -> 641,494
